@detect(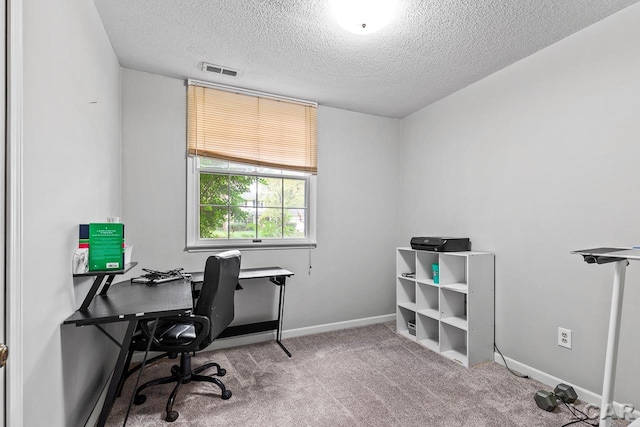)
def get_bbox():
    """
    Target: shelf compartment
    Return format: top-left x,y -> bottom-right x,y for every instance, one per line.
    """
440,323 -> 468,367
416,251 -> 438,283
416,281 -> 438,314
416,314 -> 439,352
396,277 -> 416,306
439,254 -> 466,286
440,287 -> 467,330
396,248 -> 416,278
397,305 -> 416,341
